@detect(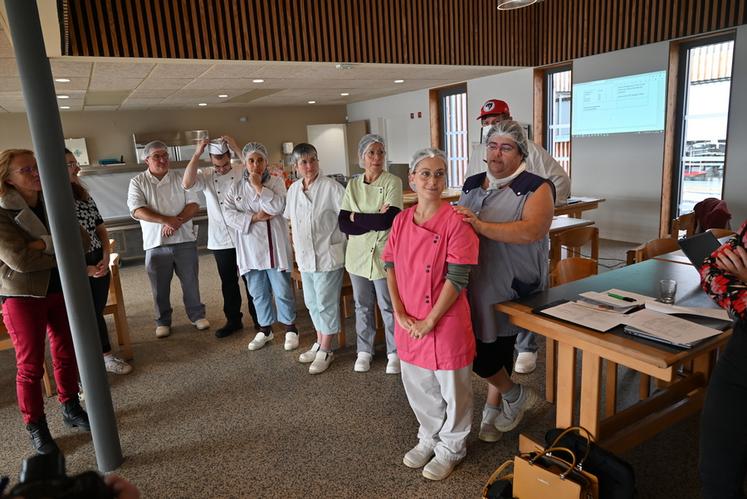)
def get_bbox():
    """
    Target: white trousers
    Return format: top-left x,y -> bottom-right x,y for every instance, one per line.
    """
400,360 -> 473,462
